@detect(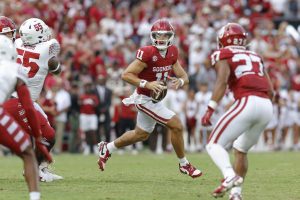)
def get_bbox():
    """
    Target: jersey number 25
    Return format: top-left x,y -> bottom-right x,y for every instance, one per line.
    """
16,49 -> 40,78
